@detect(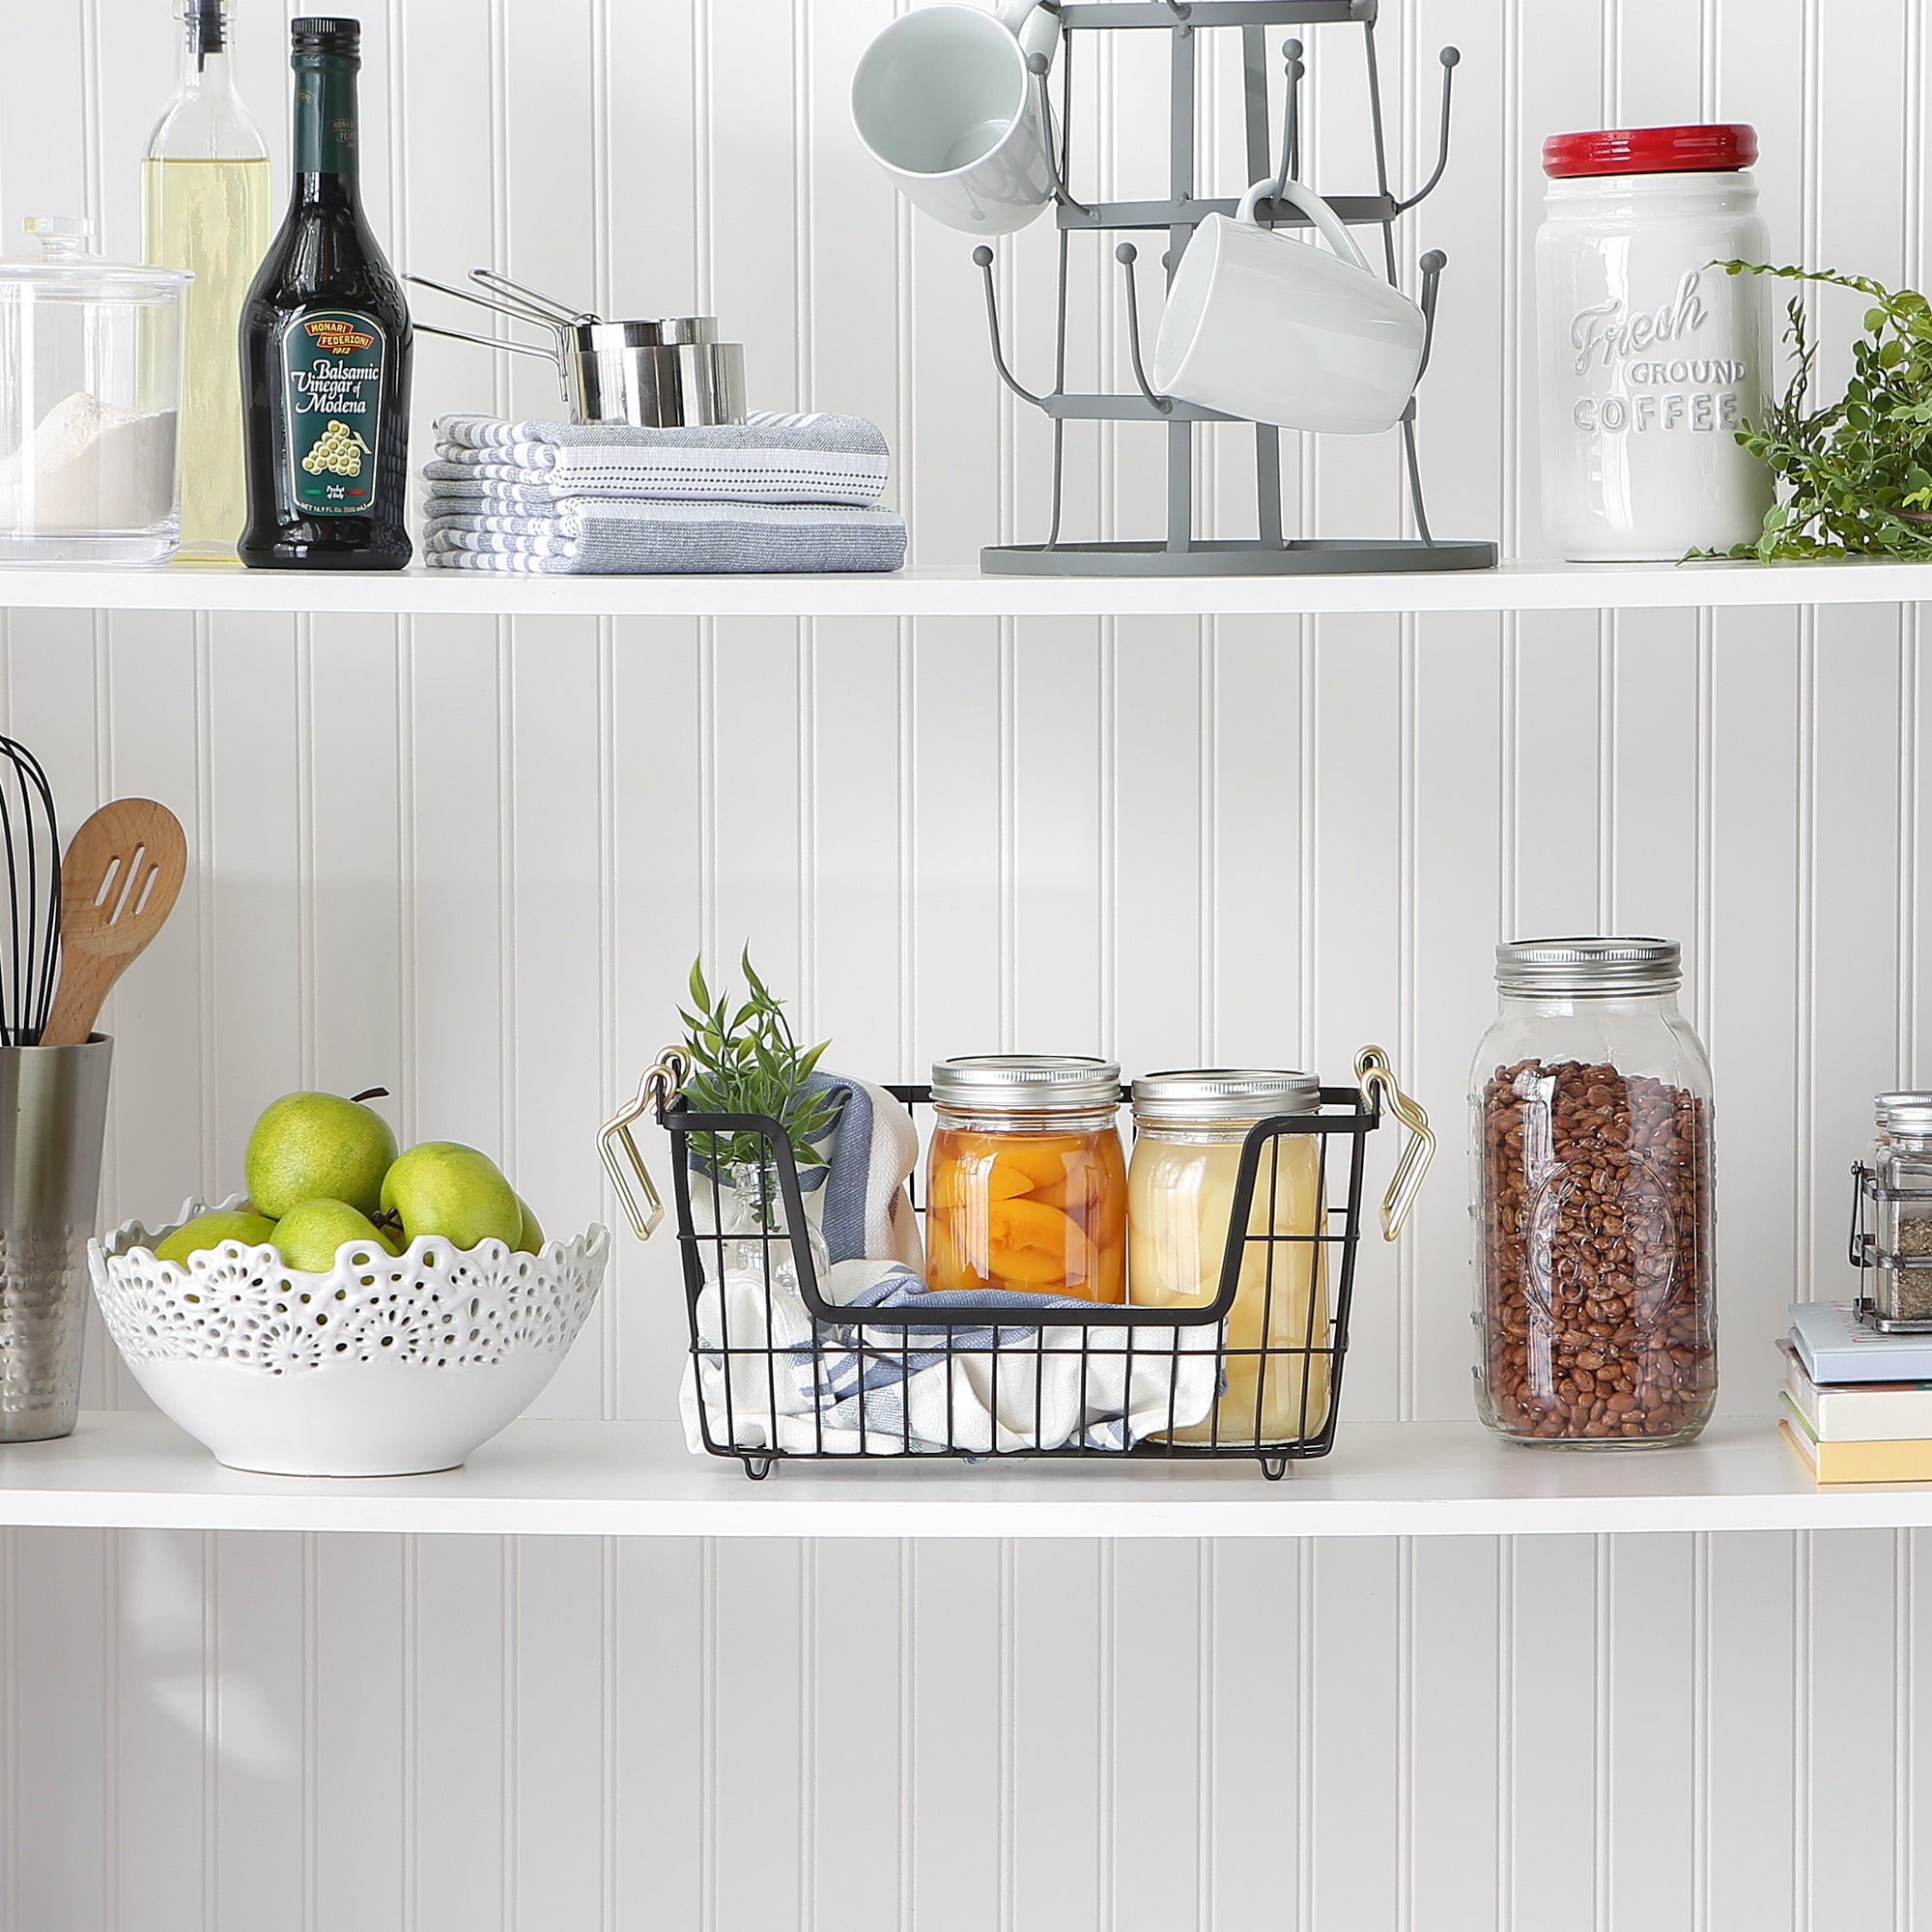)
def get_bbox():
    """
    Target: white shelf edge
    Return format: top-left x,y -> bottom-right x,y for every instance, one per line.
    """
0,1412 -> 1916,1539
3,557 -> 1932,620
